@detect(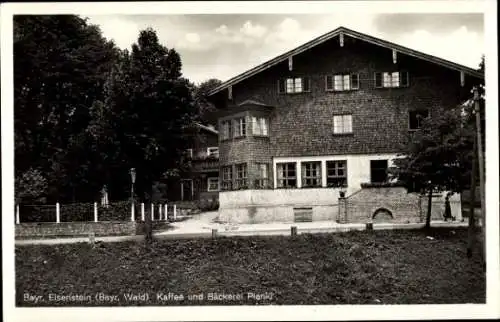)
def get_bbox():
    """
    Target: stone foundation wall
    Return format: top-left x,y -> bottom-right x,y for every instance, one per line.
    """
15,221 -> 137,238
